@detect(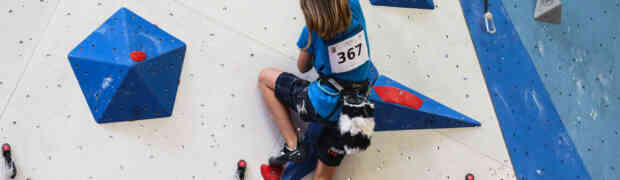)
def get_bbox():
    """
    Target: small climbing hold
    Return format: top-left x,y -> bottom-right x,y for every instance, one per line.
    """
237,160 -> 247,180
2,143 -> 9,151
534,0 -> 562,24
374,86 -> 423,109
130,51 -> 147,62
465,173 -> 475,180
